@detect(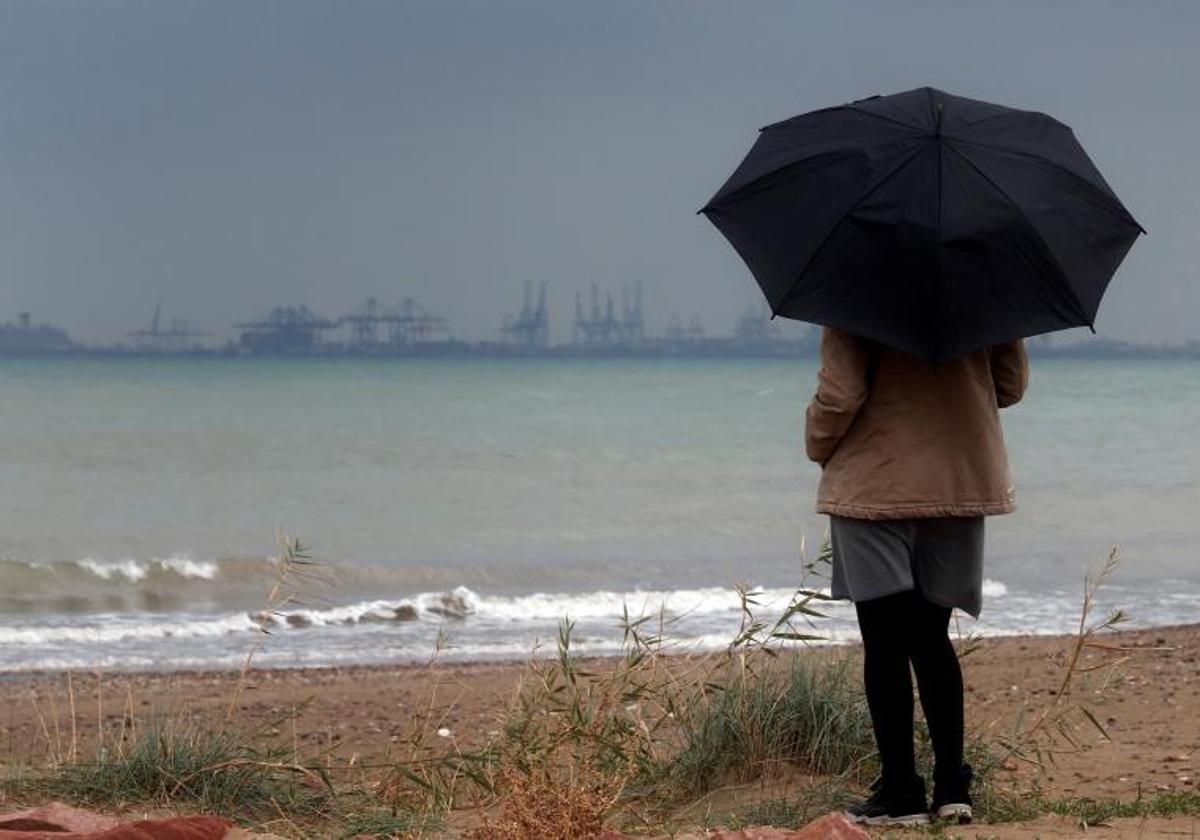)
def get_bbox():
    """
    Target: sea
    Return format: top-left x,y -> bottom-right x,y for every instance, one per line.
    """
1,355 -> 1196,672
